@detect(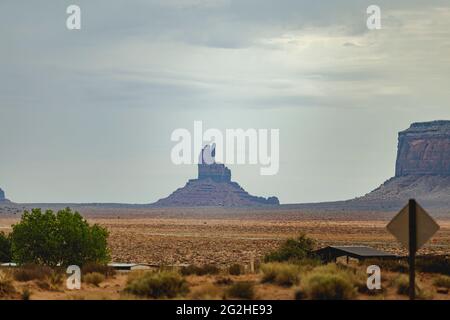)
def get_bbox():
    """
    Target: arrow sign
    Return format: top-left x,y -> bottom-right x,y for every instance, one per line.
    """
386,199 -> 440,300
387,201 -> 440,251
